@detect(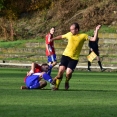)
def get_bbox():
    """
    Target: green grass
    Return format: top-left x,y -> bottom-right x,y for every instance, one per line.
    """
0,37 -> 44,48
0,68 -> 117,117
